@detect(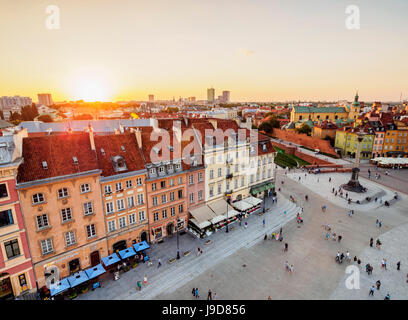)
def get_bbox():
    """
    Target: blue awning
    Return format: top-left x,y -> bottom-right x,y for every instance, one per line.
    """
133,241 -> 150,252
67,271 -> 89,288
101,253 -> 121,266
84,264 -> 106,280
118,247 -> 136,260
50,278 -> 71,296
